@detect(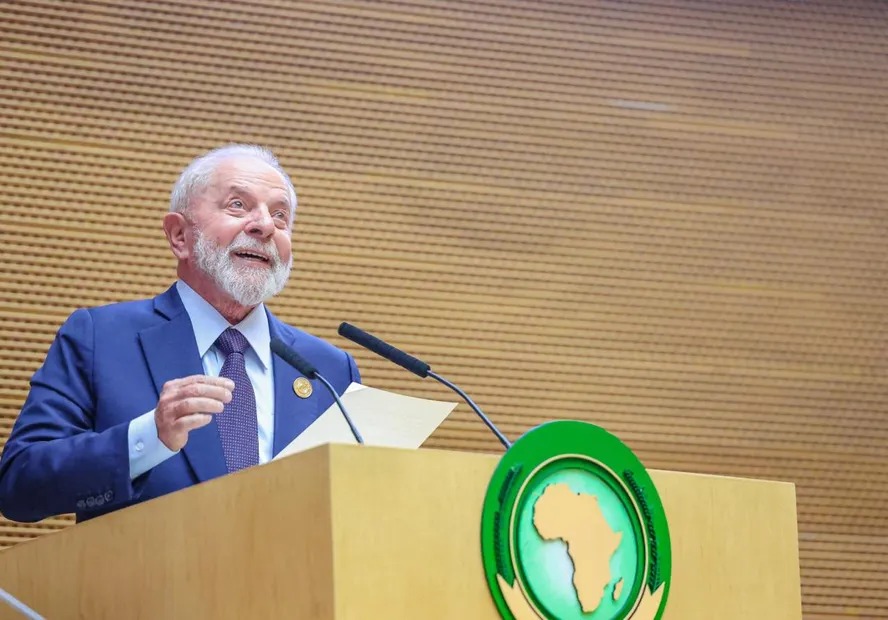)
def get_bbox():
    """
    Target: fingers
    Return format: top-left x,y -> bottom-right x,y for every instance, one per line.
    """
175,383 -> 233,406
159,376 -> 234,418
155,375 -> 237,451
171,397 -> 227,418
181,375 -> 235,390
175,413 -> 214,434
164,375 -> 234,393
